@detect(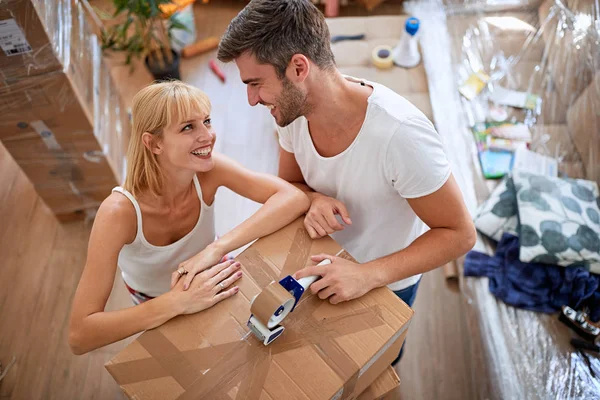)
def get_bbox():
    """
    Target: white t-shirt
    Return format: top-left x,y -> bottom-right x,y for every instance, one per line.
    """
278,78 -> 451,291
